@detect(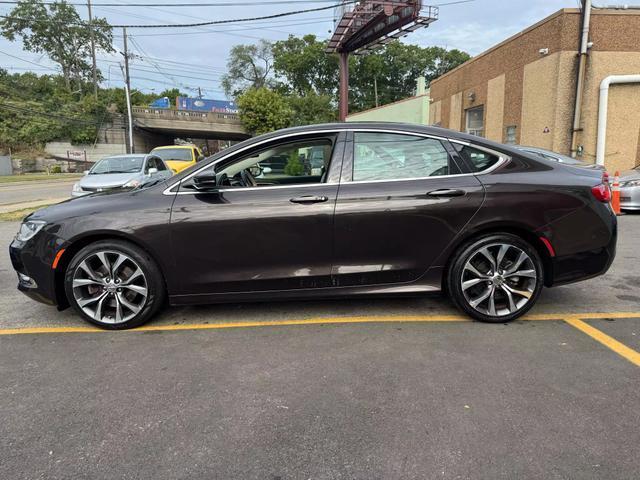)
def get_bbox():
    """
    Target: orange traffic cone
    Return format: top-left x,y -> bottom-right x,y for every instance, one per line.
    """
611,171 -> 621,215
